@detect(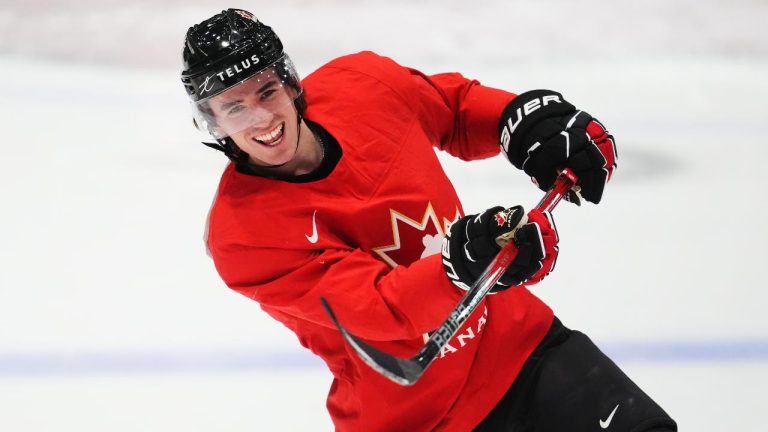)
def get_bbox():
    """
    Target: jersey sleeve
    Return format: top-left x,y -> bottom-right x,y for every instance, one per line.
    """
211,242 -> 464,342
406,67 -> 517,161
311,52 -> 516,162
